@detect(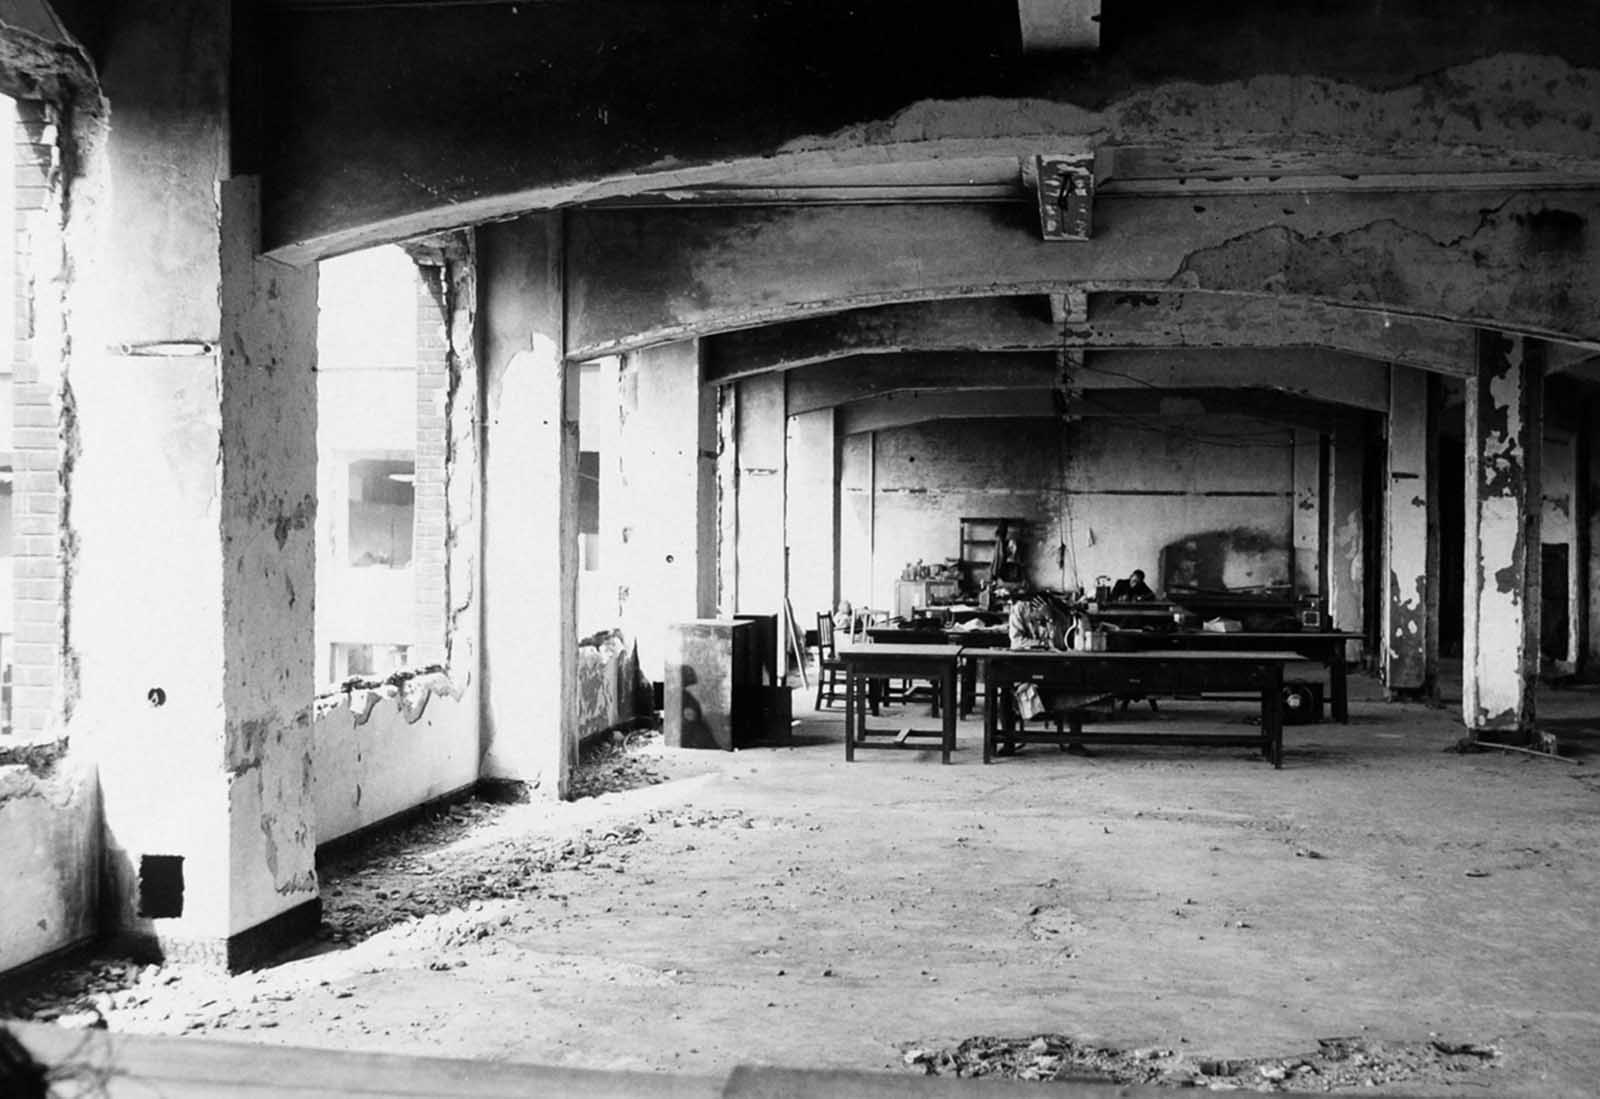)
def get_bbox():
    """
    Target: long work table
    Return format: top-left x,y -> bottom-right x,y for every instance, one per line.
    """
1110,630 -> 1362,722
969,649 -> 1310,768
